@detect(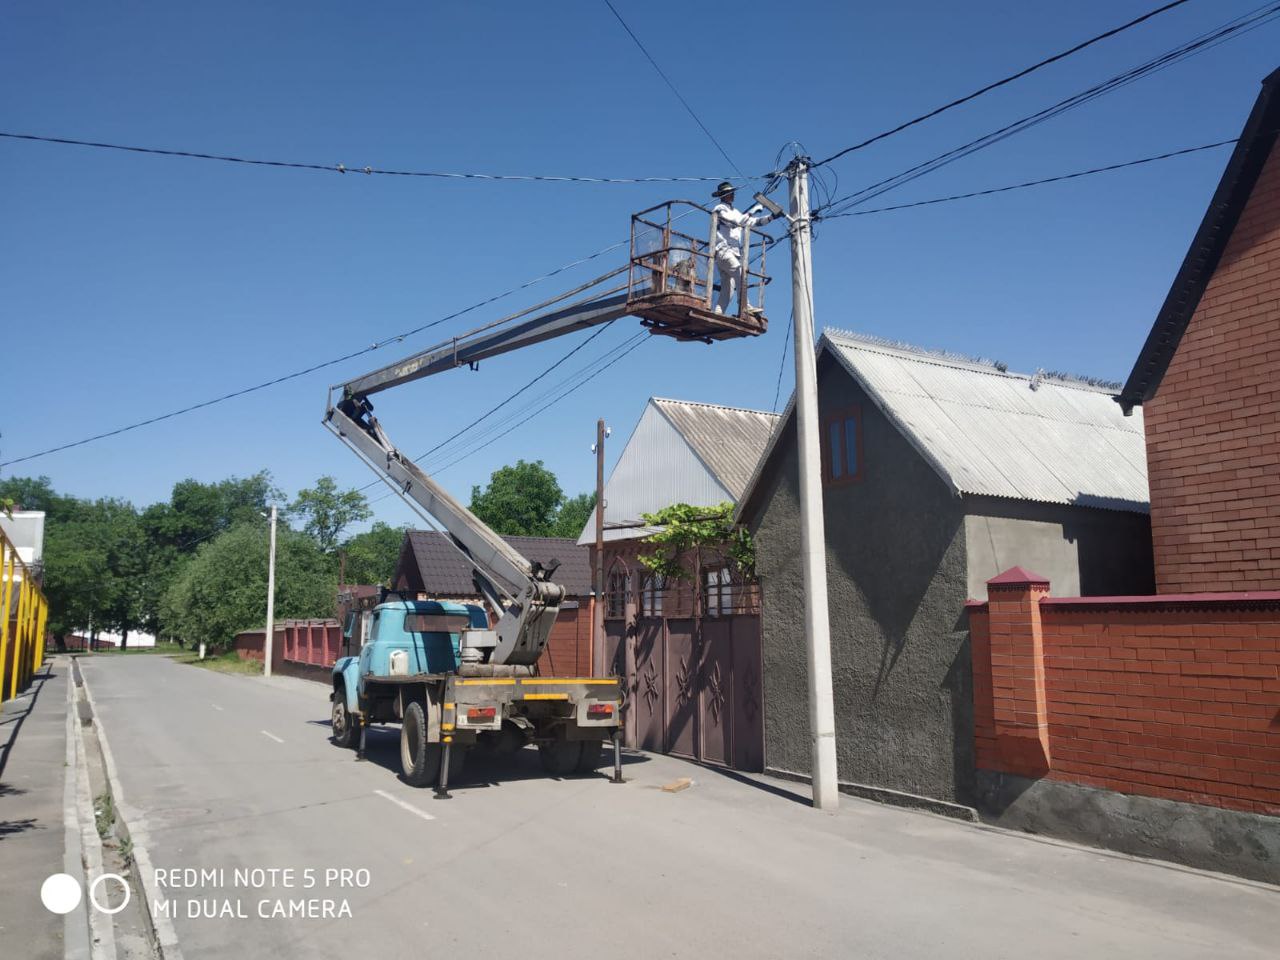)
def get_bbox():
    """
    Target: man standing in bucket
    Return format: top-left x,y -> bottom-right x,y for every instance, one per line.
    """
710,181 -> 777,315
